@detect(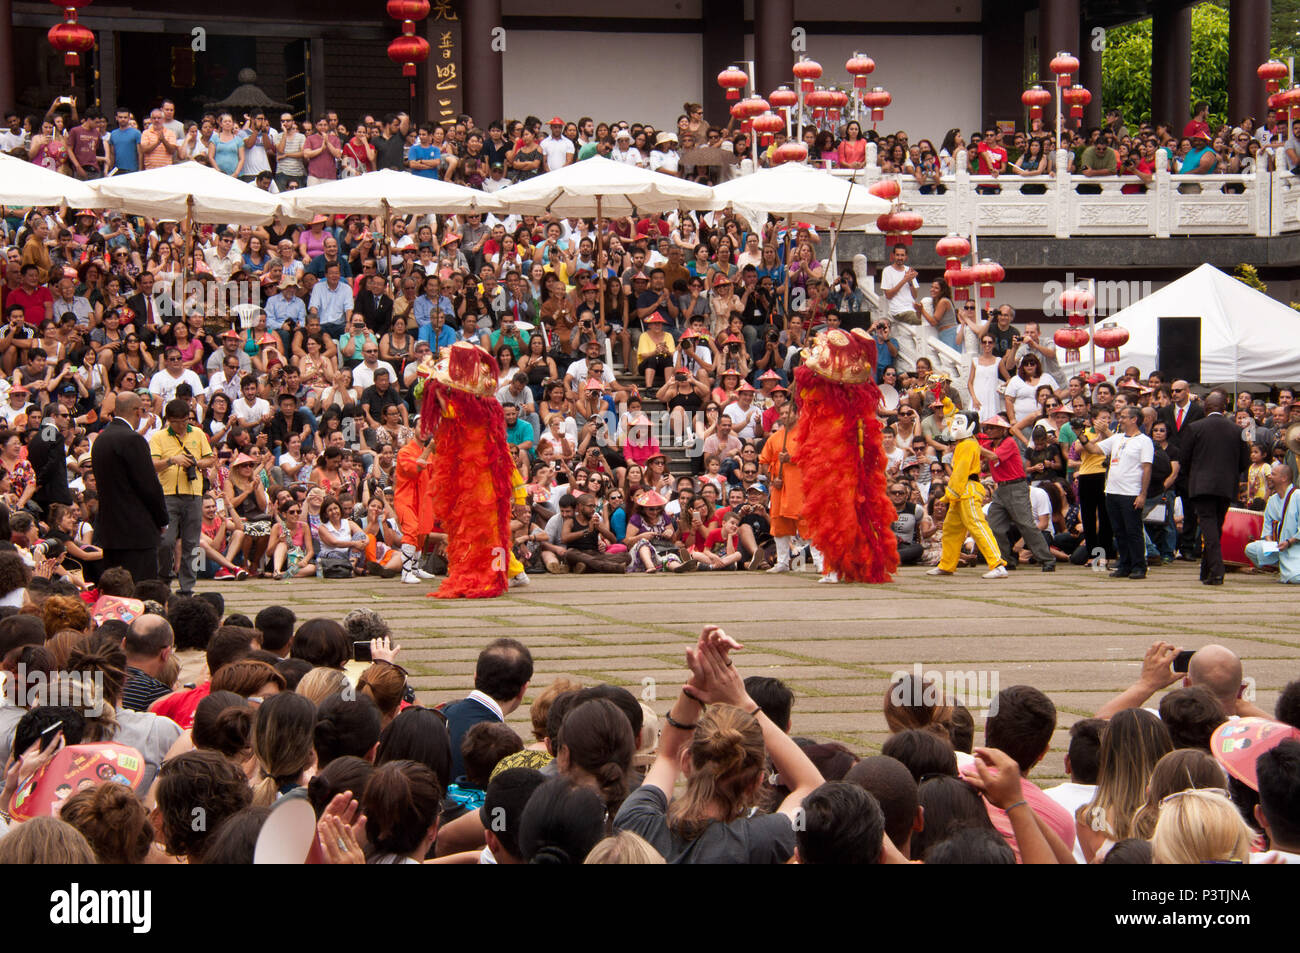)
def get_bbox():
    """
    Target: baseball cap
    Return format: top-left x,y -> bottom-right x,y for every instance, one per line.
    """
549,116 -> 564,126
